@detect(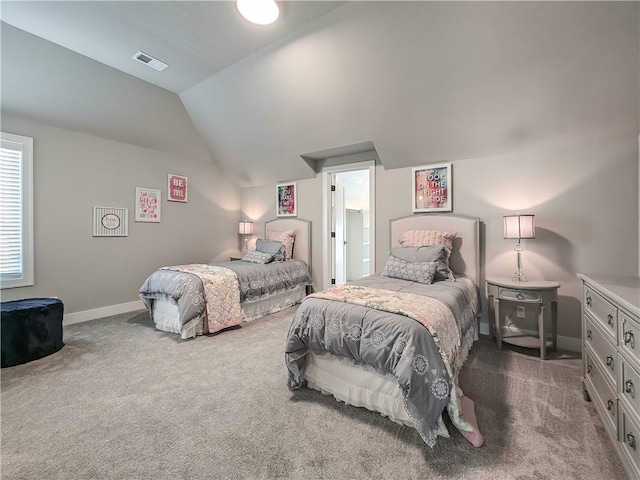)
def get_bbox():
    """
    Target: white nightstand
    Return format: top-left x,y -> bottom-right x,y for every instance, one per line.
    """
486,276 -> 560,360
